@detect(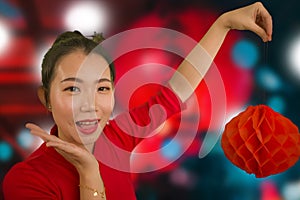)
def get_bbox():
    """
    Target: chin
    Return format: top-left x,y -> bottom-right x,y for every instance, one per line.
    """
78,129 -> 102,143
